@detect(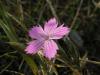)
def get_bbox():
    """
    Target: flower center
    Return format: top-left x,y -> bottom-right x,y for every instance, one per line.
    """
45,36 -> 50,40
